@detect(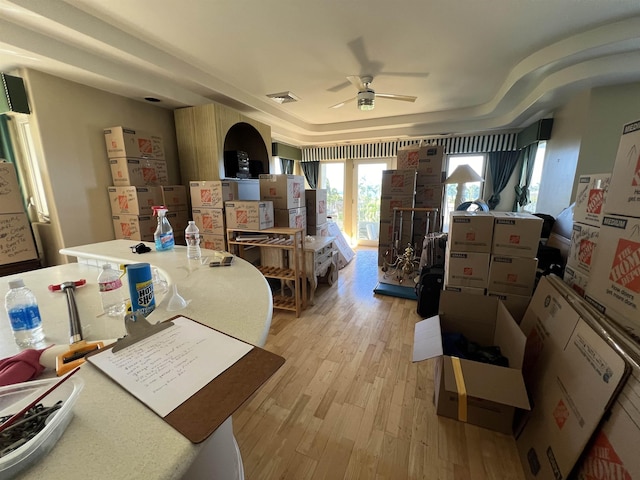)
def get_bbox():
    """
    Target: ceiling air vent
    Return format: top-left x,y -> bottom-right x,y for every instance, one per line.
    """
267,91 -> 300,104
